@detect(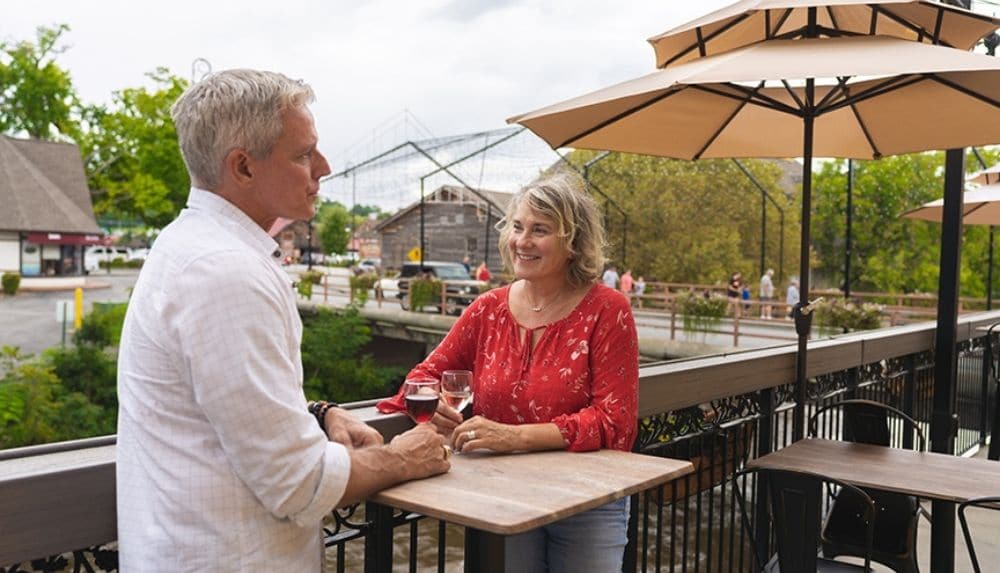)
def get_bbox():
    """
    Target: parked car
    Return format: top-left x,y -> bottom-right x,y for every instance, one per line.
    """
357,258 -> 382,273
396,261 -> 486,314
84,246 -> 133,273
